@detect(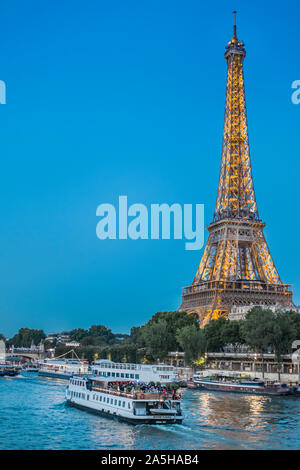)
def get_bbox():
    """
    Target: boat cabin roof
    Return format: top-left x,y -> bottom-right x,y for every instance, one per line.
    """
72,375 -> 133,383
